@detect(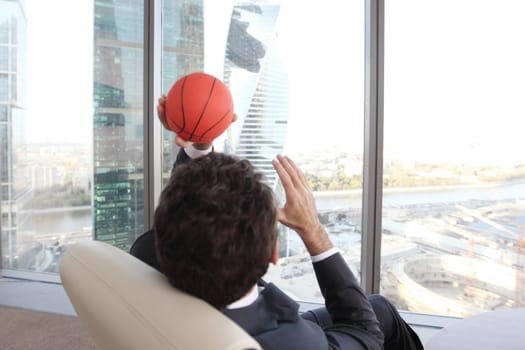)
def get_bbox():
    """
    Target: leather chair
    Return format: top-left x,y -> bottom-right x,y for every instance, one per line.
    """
59,240 -> 261,350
